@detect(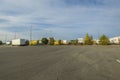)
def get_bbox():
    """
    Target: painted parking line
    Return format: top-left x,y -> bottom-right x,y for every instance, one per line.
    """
116,59 -> 120,63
